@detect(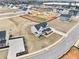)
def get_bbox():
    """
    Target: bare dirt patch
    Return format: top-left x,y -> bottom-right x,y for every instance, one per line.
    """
48,19 -> 78,33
